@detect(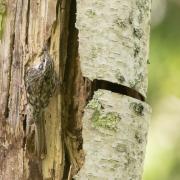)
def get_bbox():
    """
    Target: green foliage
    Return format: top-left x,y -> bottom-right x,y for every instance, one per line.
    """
144,144 -> 180,180
145,1 -> 180,180
148,2 -> 180,105
0,0 -> 6,39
